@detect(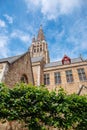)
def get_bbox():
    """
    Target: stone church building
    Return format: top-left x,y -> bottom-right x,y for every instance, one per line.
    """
0,26 -> 87,94
0,26 -> 87,130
